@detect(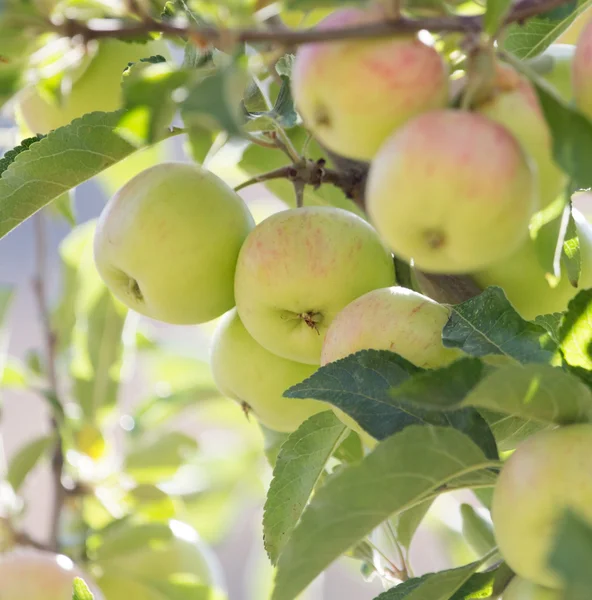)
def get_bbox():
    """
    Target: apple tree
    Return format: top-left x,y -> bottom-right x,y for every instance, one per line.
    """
1,0 -> 592,599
